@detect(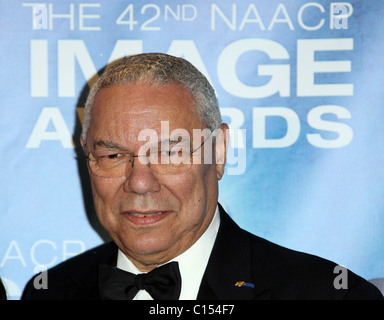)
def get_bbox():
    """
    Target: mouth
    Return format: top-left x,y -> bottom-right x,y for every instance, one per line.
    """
122,210 -> 171,226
